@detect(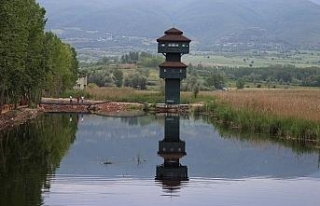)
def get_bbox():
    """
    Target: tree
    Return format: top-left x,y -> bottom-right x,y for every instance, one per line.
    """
25,1 -> 47,105
112,69 -> 123,87
186,75 -> 198,91
0,0 -> 30,107
205,74 -> 224,89
0,0 -> 78,108
124,74 -> 147,90
42,32 -> 78,96
193,84 -> 200,98
236,79 -> 245,89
